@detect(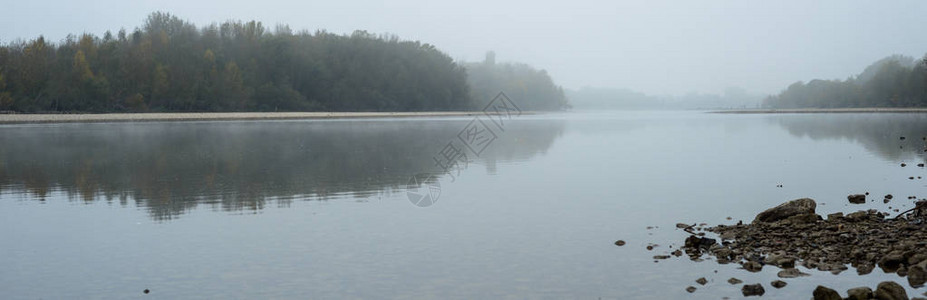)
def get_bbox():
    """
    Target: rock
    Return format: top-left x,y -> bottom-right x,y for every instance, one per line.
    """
857,264 -> 875,275
778,268 -> 810,278
676,223 -> 692,229
684,235 -> 716,250
771,280 -> 787,288
908,265 -> 926,288
614,240 -> 625,246
827,212 -> 844,220
653,255 -> 670,260
874,281 -> 908,300
846,210 -> 870,222
847,287 -> 873,300
849,194 -> 867,204
813,285 -> 842,300
886,194 -> 894,200
728,277 -> 742,285
685,286 -> 696,293
753,198 -> 817,223
919,163 -> 925,167
779,258 -> 796,269
742,283 -> 765,297
880,251 -> 906,272
696,277 -> 707,285
742,261 -> 763,272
